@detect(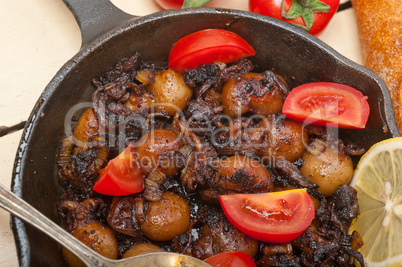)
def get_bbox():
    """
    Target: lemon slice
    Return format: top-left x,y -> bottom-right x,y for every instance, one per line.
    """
349,137 -> 402,267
